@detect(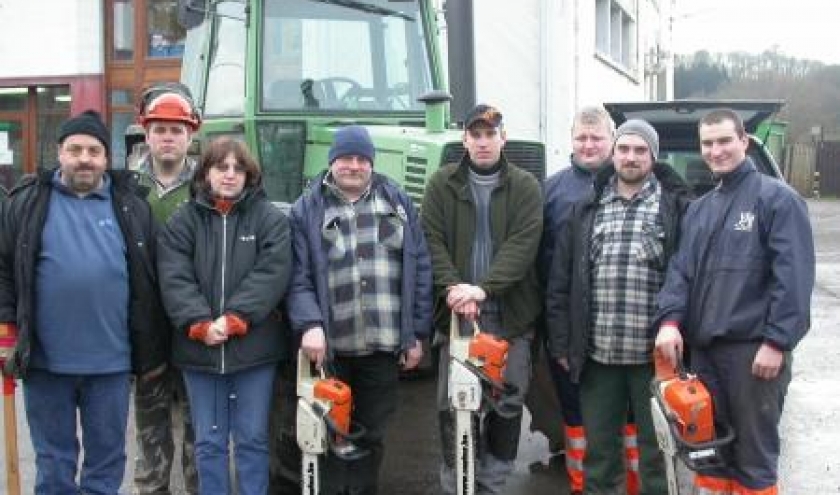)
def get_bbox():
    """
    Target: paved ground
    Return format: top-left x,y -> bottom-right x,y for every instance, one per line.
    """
2,199 -> 839,494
